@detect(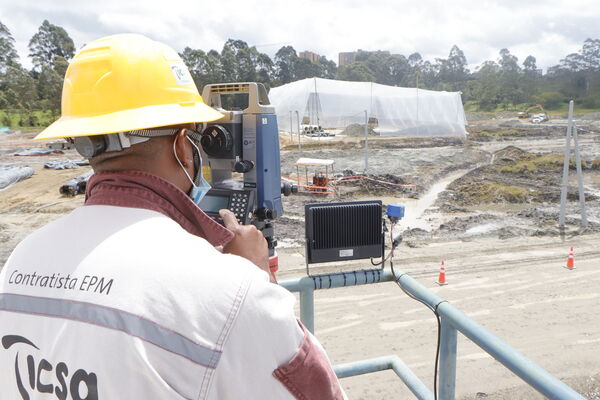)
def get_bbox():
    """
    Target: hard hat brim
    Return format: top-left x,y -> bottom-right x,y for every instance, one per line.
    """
34,102 -> 224,140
